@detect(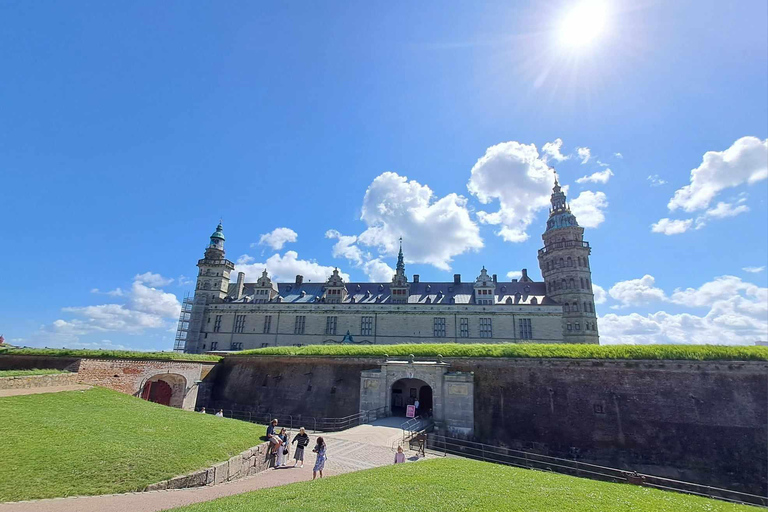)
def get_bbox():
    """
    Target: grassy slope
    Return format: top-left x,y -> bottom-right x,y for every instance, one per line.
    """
0,369 -> 68,377
0,347 -> 221,362
0,387 -> 265,502
235,342 -> 768,361
171,458 -> 757,512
